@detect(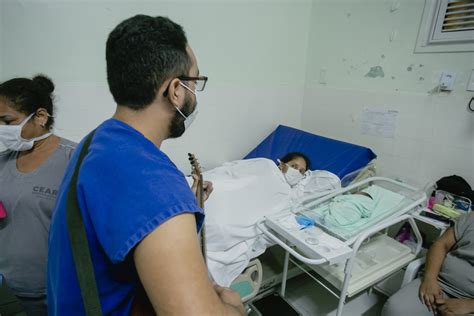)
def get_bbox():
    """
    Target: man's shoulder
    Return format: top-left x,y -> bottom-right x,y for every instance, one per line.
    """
82,119 -> 180,177
93,118 -> 159,153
